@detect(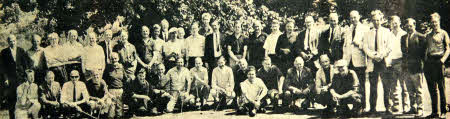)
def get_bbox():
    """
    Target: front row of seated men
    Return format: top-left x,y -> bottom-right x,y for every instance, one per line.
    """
16,54 -> 362,118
